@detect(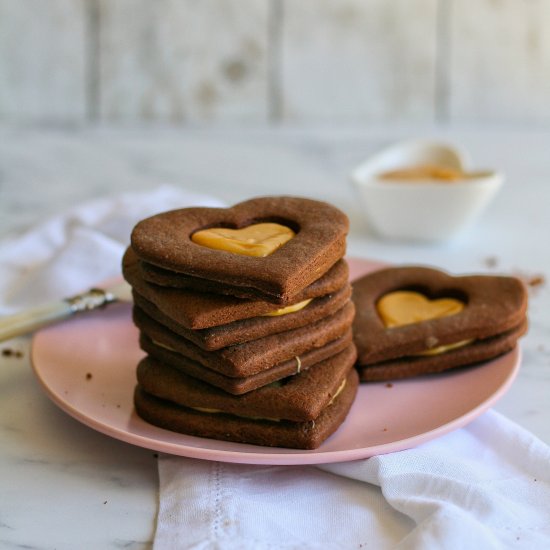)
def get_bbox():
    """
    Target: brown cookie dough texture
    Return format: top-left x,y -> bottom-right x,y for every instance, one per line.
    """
137,344 -> 357,423
130,196 -> 349,303
352,266 -> 528,381
124,196 -> 357,449
133,301 -> 355,379
135,369 -> 359,450
123,246 -> 349,329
